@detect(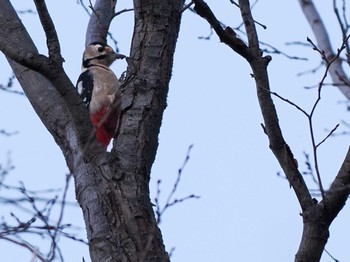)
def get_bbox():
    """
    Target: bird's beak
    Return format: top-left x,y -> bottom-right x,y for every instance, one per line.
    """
105,46 -> 125,60
111,53 -> 126,60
